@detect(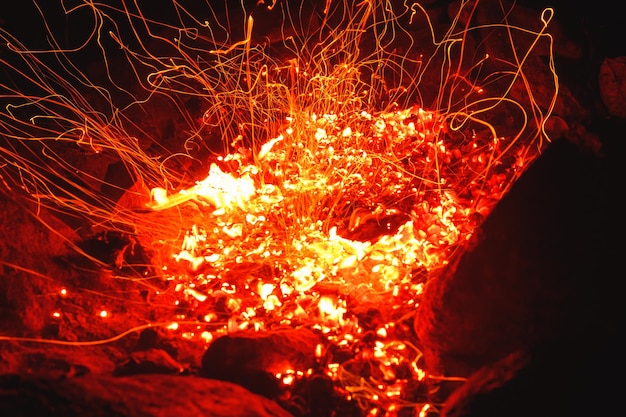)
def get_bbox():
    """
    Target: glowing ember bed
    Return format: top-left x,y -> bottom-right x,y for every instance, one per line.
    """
8,1 -> 619,417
